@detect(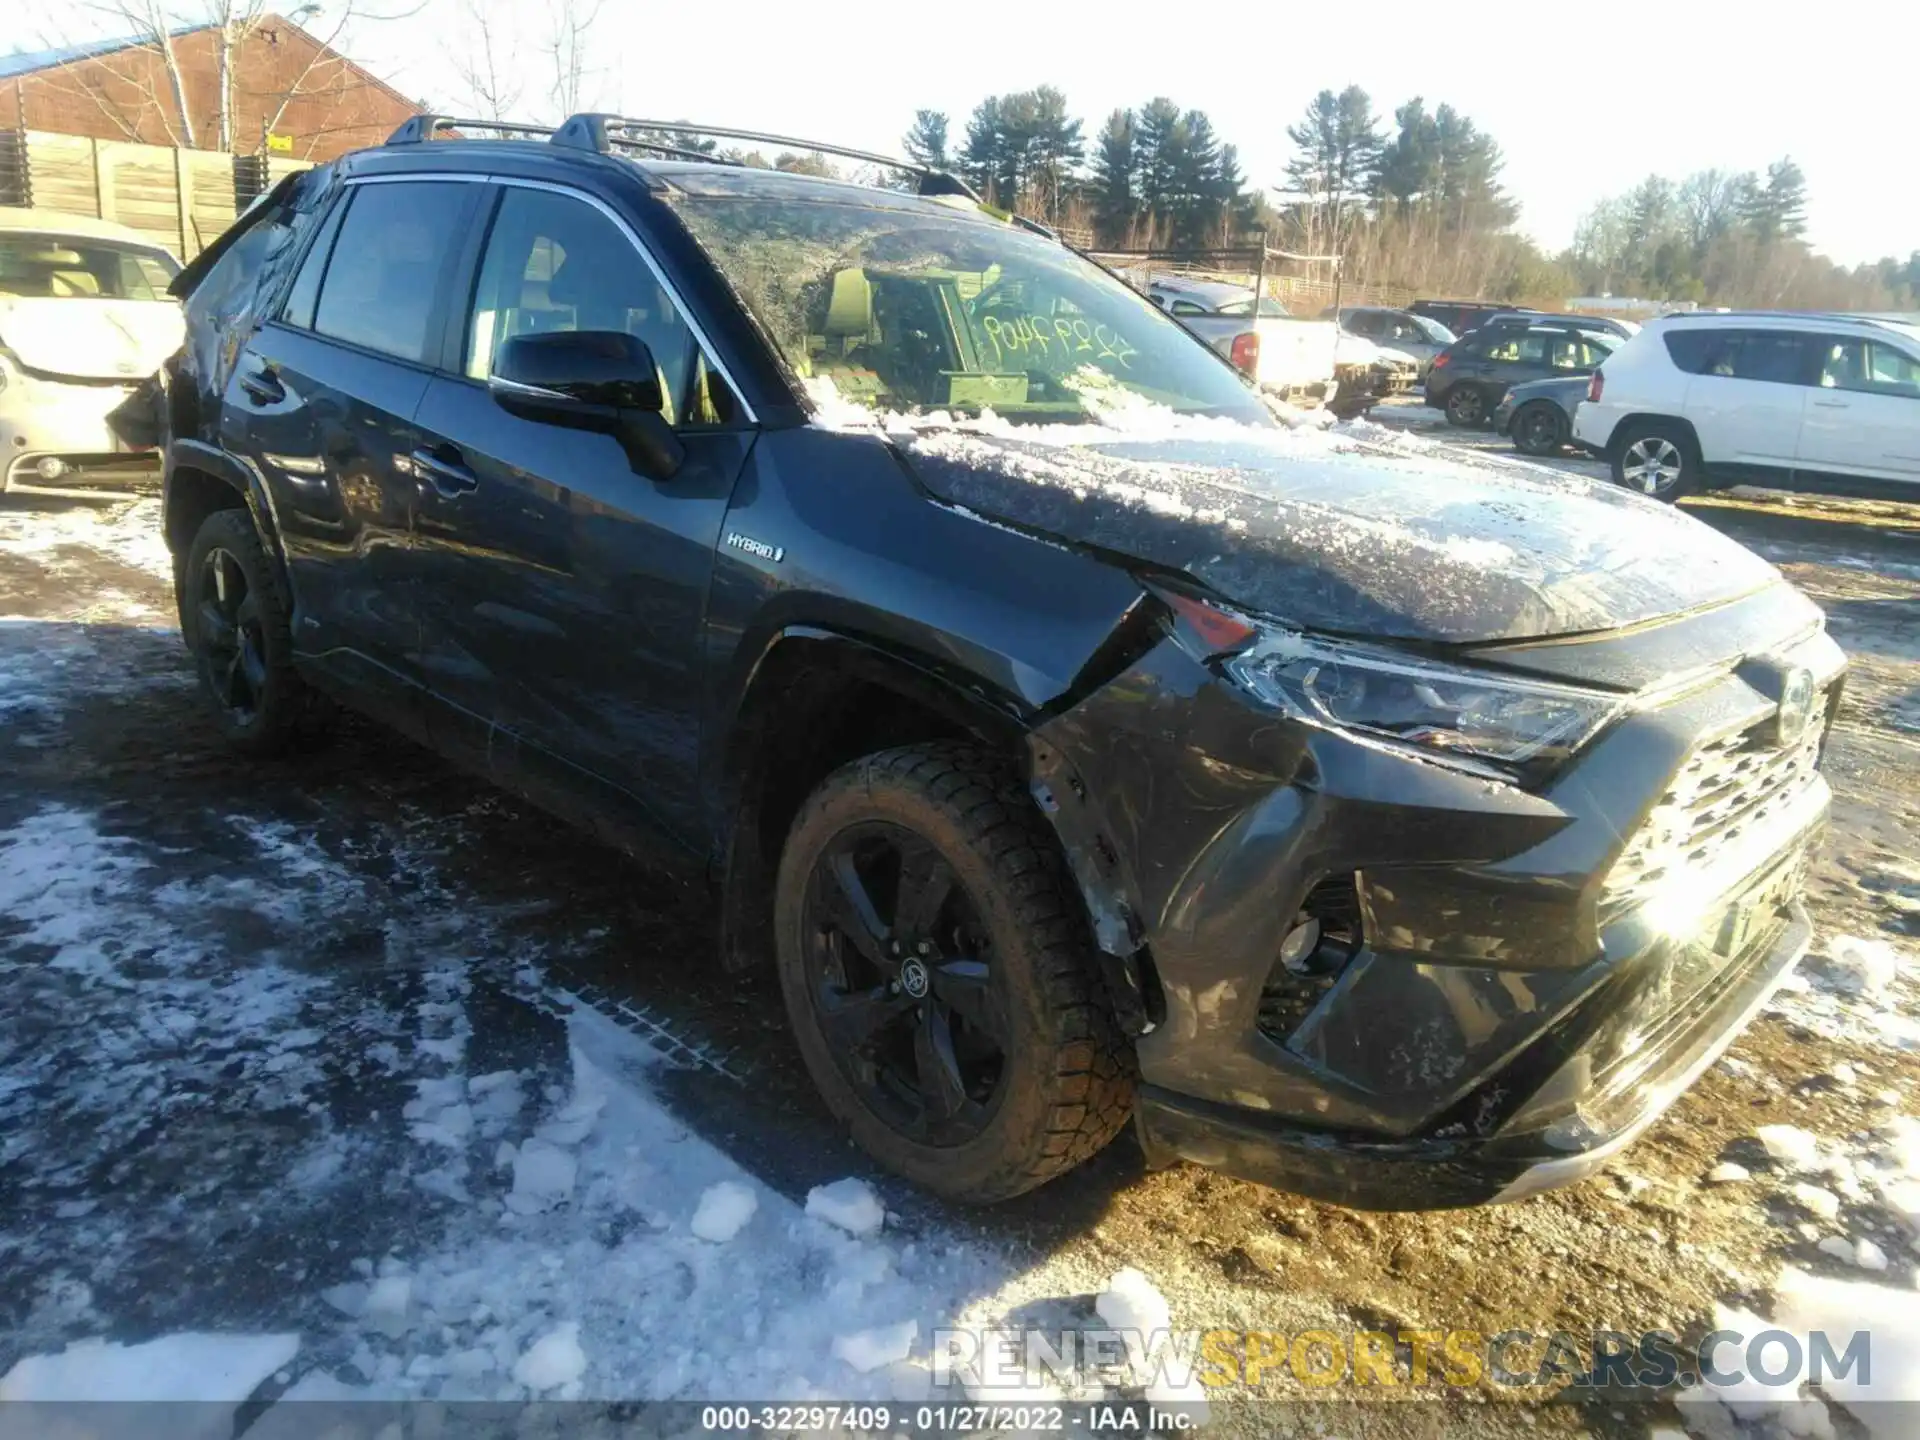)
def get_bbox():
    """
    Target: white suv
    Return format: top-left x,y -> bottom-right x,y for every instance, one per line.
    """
1574,312 -> 1920,501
